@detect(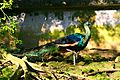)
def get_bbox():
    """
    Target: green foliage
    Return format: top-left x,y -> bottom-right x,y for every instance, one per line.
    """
1,67 -> 14,78
0,0 -> 13,9
0,0 -> 22,50
0,77 -> 8,80
90,24 -> 120,48
82,54 -> 93,63
89,73 -> 110,80
50,30 -> 65,39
